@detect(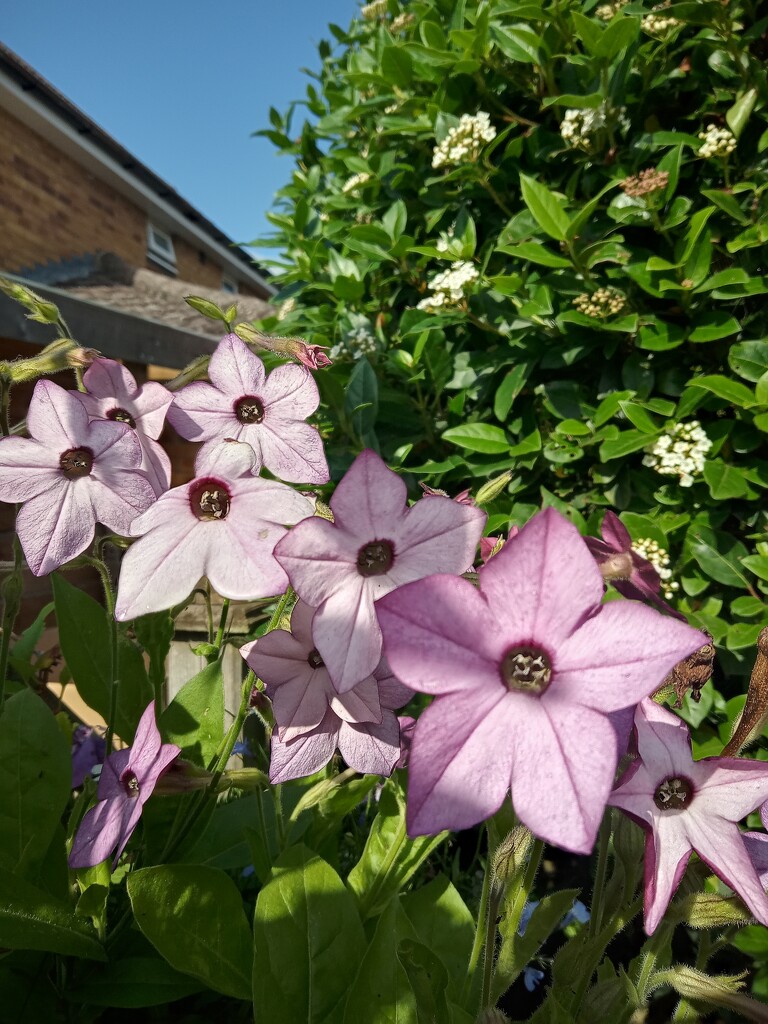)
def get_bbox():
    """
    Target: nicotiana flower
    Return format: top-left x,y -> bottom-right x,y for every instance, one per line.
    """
76,357 -> 173,496
167,333 -> 329,485
744,803 -> 768,886
241,600 -> 412,782
377,507 -> 706,852
71,726 -> 106,788
69,701 -> 180,868
609,699 -> 768,934
0,380 -> 155,575
274,449 -> 486,692
585,510 -> 684,618
115,441 -> 314,620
